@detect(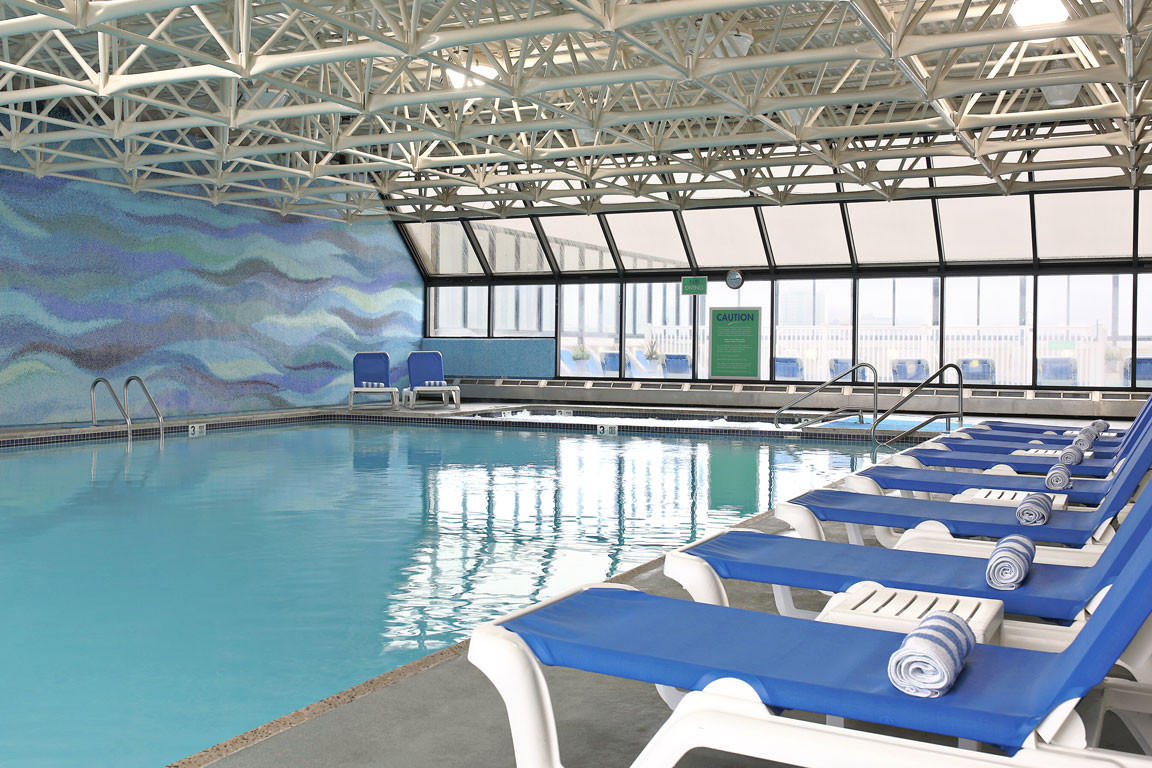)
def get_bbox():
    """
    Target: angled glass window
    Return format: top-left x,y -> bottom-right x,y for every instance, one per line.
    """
470,218 -> 551,274
680,208 -> 768,268
1030,146 -> 1126,182
696,279 -> 770,379
1137,274 -> 1152,387
1036,274 -> 1132,387
428,286 -> 488,337
760,204 -> 850,266
848,199 -> 939,264
538,216 -> 616,272
858,277 -> 941,382
624,282 -> 693,378
937,195 -> 1032,262
1034,191 -> 1133,260
944,276 -> 1034,386
774,279 -> 853,382
605,212 -> 691,270
404,222 -> 485,275
559,283 -> 620,377
493,284 -> 556,337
